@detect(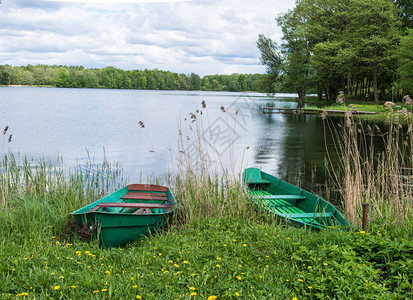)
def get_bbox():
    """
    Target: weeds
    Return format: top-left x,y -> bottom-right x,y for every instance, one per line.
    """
323,94 -> 413,231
